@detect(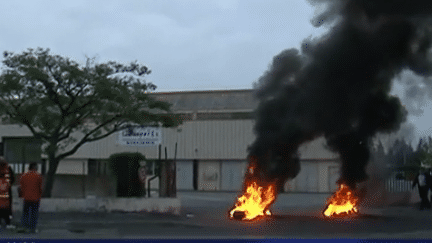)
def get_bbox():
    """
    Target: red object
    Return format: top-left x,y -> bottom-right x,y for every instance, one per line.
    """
0,163 -> 11,208
0,177 -> 10,208
20,171 -> 43,202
